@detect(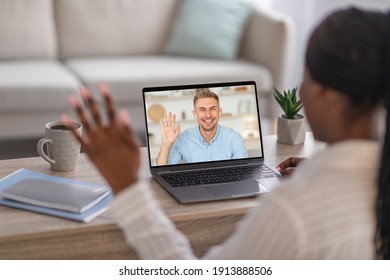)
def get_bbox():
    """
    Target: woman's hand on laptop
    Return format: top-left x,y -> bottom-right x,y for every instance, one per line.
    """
62,83 -> 141,194
276,157 -> 306,177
